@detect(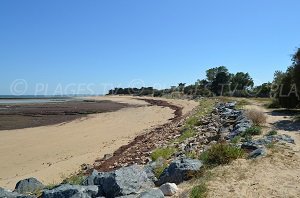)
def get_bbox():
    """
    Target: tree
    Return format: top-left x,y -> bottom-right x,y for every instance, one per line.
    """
230,72 -> 254,90
253,83 -> 272,98
272,48 -> 300,108
206,66 -> 228,82
211,71 -> 231,96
